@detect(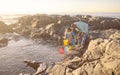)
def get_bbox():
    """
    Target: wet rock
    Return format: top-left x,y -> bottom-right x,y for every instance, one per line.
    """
24,60 -> 42,70
24,60 -> 48,75
34,62 -> 47,75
